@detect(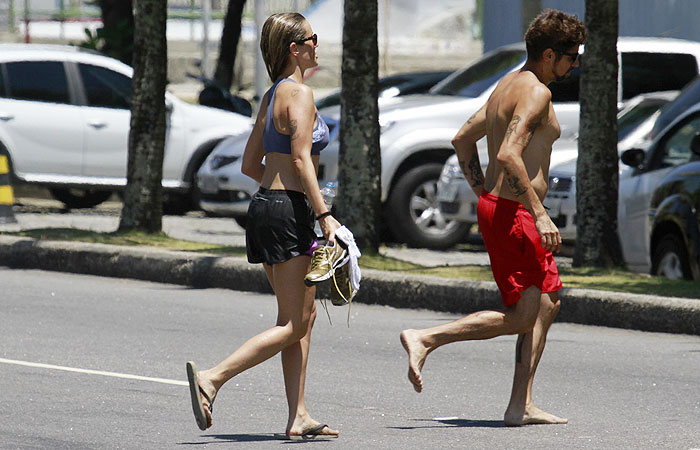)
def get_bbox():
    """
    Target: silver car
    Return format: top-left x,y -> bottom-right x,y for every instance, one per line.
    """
619,101 -> 700,277
544,91 -> 679,241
